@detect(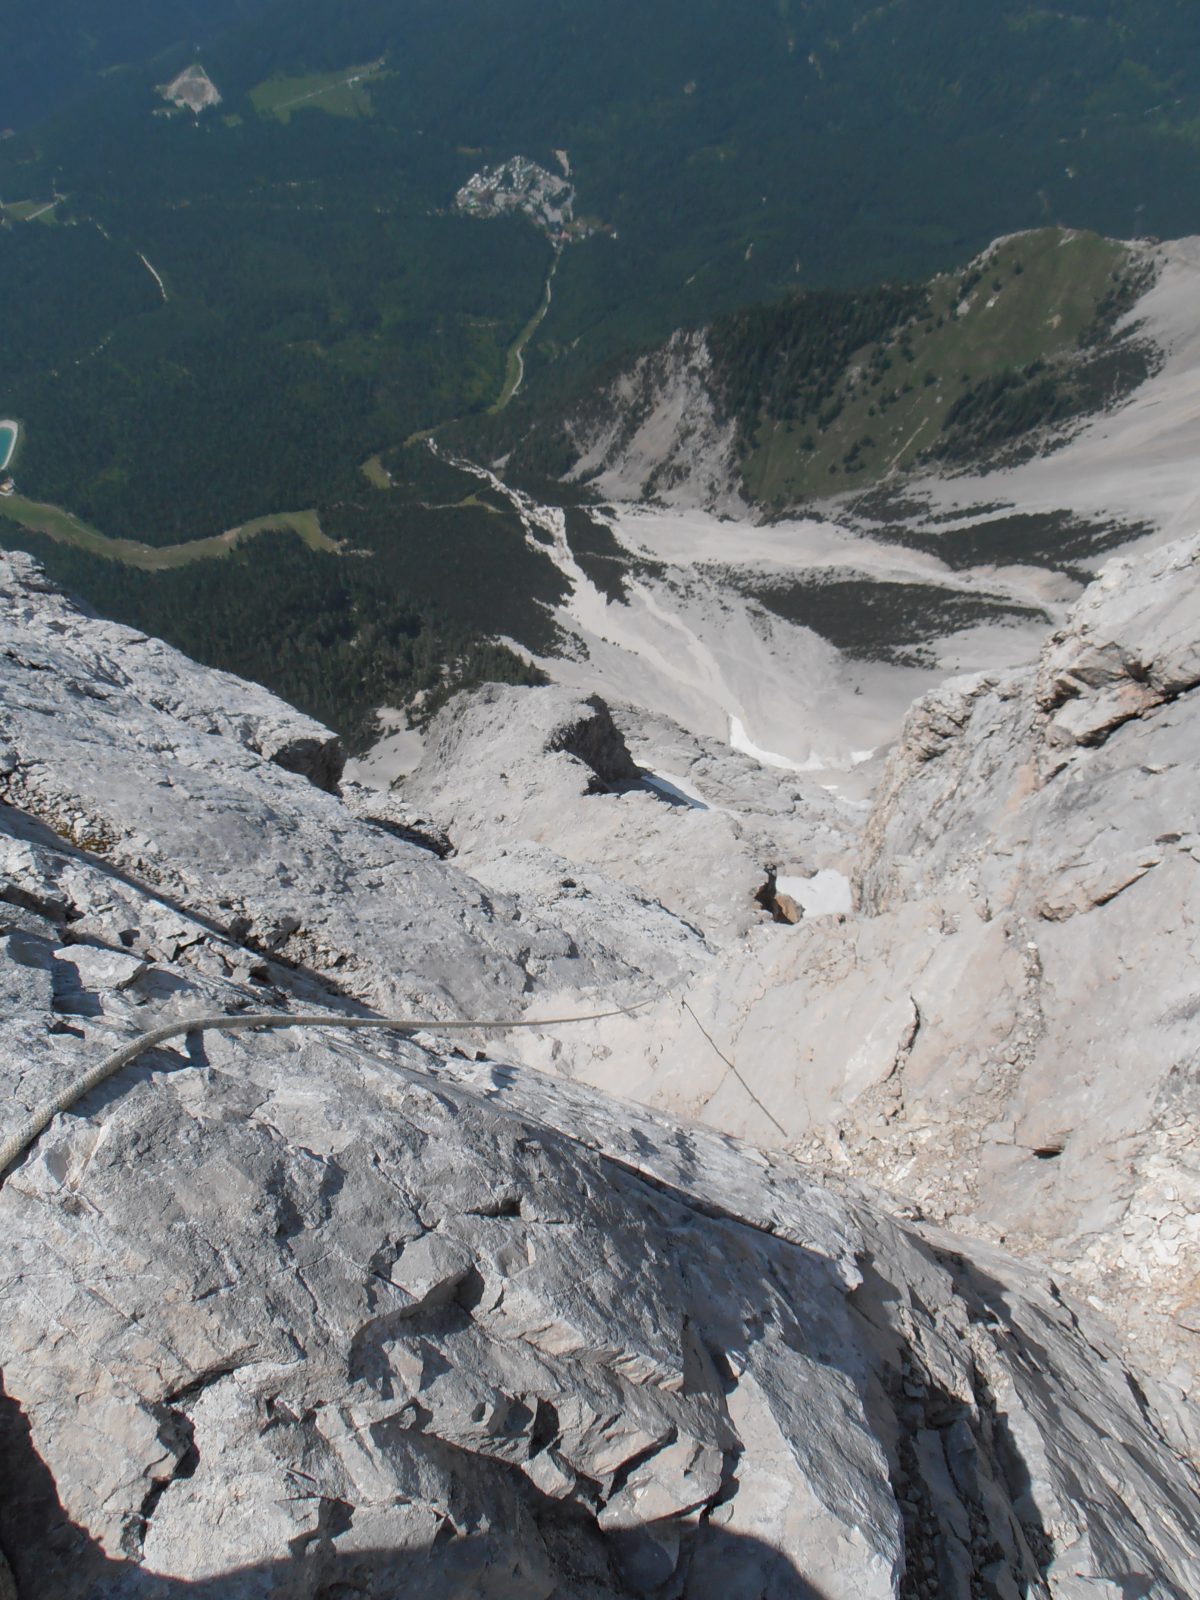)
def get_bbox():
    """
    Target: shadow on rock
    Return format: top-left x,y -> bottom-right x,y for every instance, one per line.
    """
0,1373 -> 829,1600
43,1532 -> 832,1599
